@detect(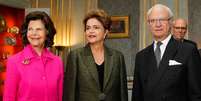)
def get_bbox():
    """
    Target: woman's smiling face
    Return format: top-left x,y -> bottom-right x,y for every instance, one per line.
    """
27,19 -> 47,48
